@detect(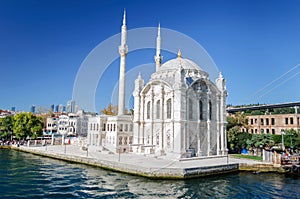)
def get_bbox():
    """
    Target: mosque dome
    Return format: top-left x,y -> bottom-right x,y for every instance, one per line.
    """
158,51 -> 203,71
